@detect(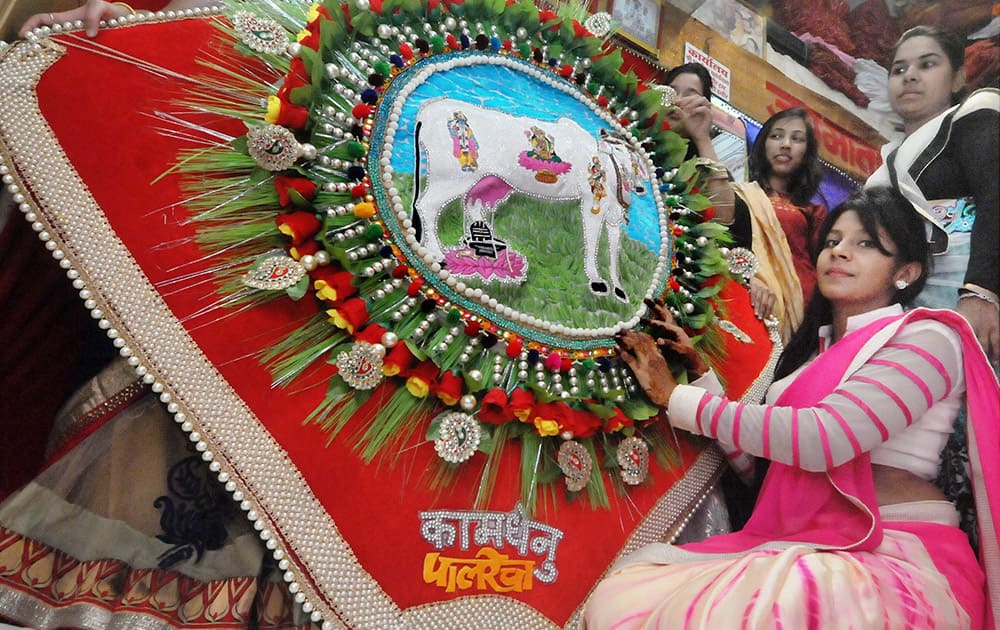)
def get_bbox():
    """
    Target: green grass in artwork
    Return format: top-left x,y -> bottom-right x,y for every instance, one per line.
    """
391,173 -> 661,330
